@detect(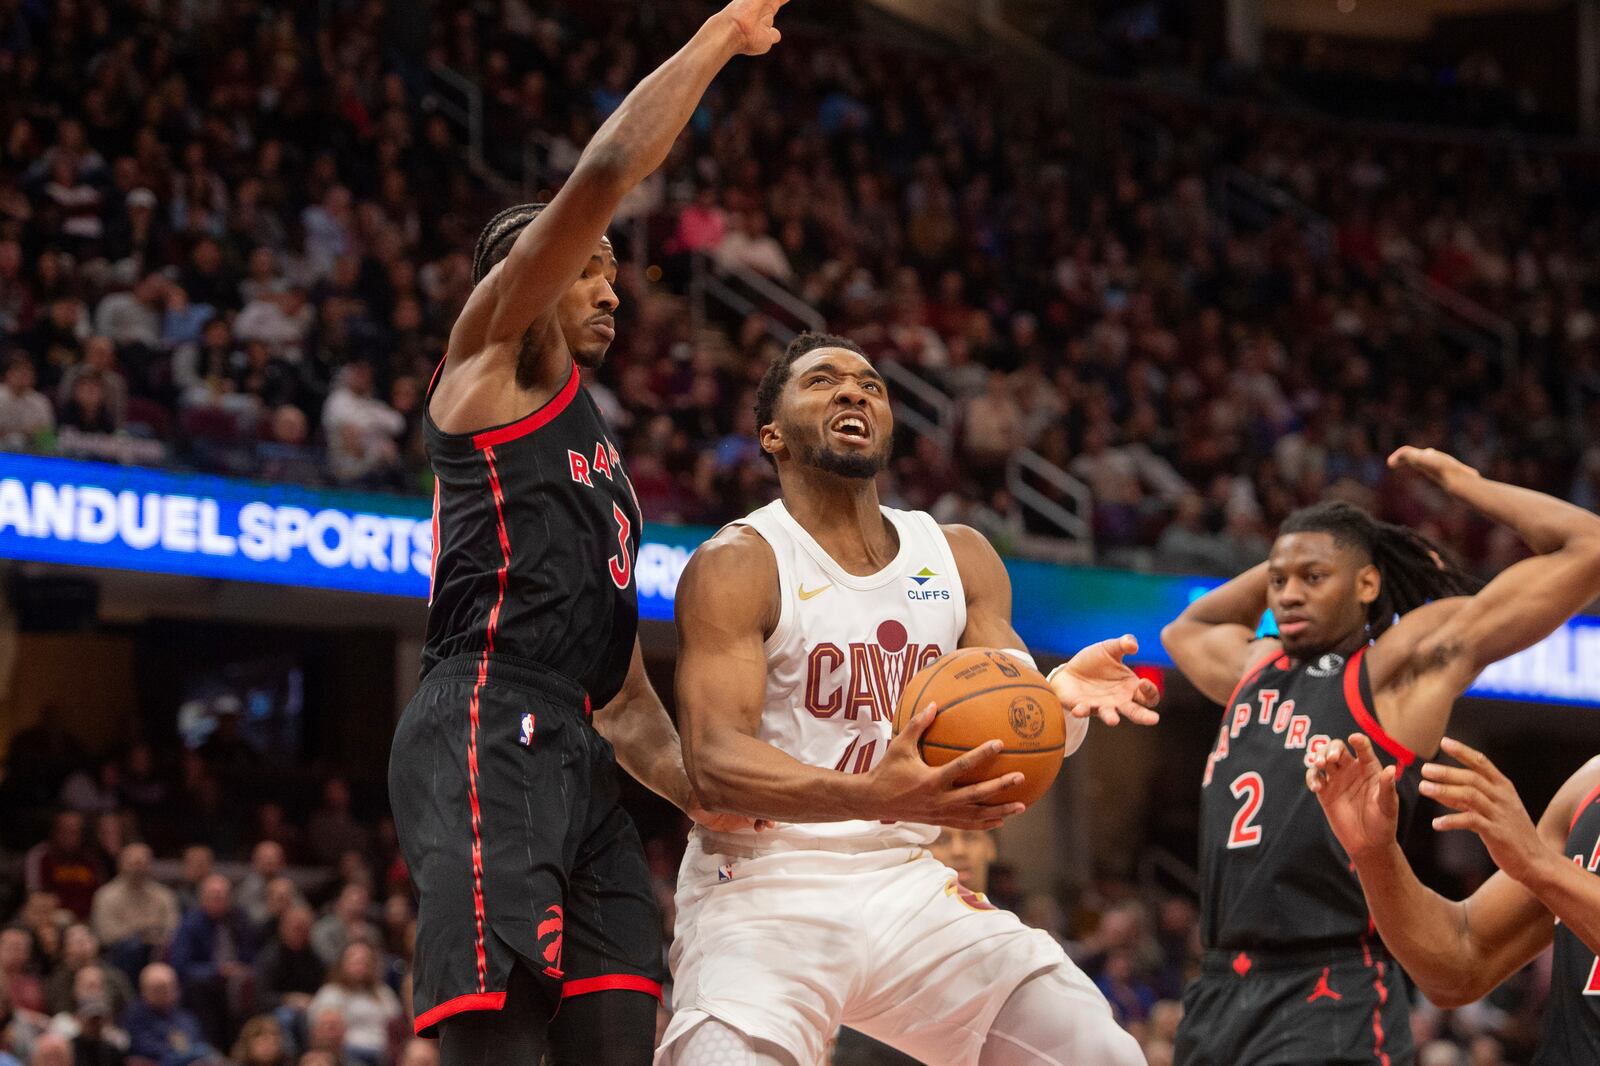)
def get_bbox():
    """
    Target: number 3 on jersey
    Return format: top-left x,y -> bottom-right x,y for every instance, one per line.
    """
609,503 -> 632,589
1228,772 -> 1265,849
